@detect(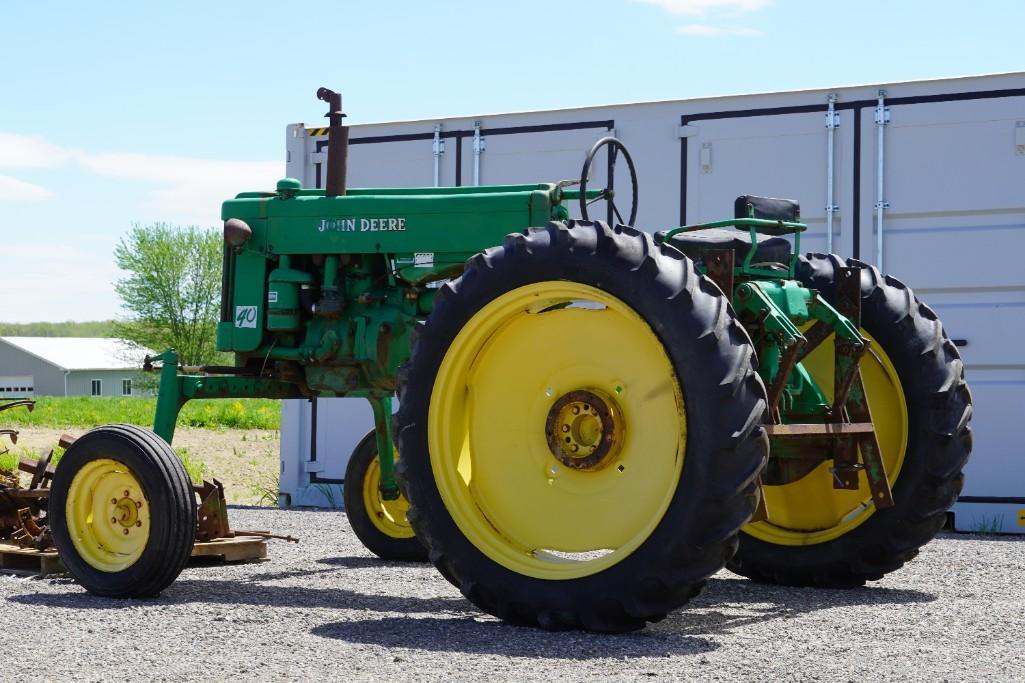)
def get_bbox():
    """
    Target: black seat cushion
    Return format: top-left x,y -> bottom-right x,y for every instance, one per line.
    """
734,195 -> 801,236
656,228 -> 792,265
